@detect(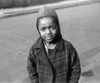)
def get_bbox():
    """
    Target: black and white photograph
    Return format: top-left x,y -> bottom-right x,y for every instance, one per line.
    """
0,0 -> 100,83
